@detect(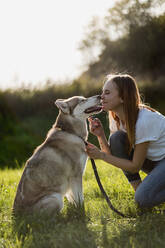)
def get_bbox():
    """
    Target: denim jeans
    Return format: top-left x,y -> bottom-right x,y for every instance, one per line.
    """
109,130 -> 165,208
